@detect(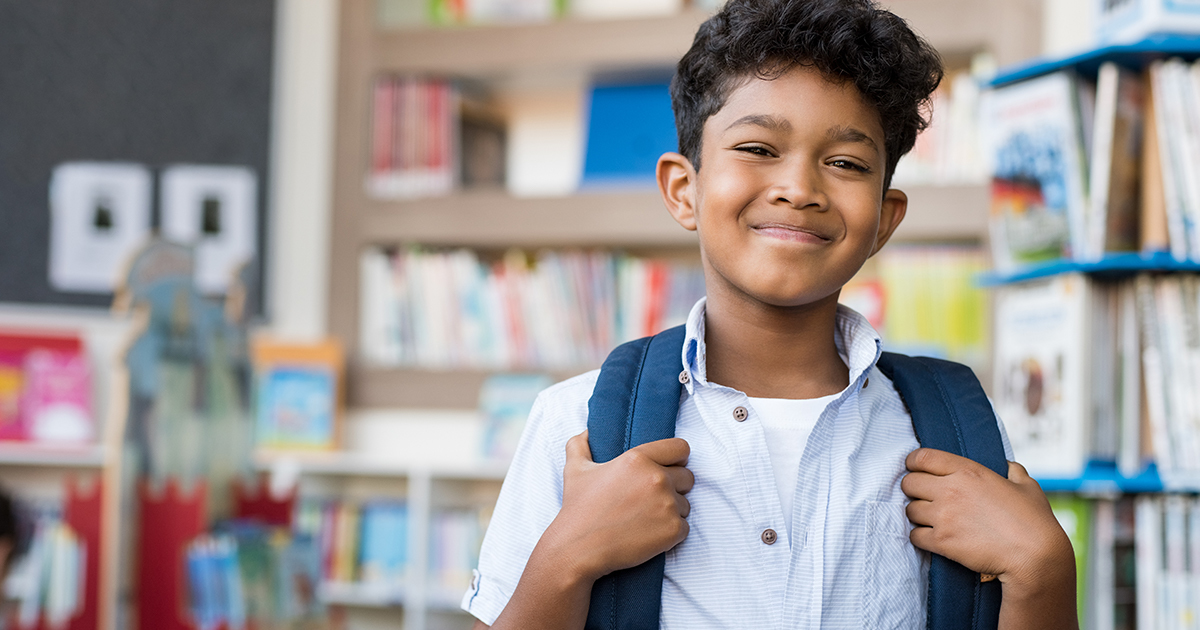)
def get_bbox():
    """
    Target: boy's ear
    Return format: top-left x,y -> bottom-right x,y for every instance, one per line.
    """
657,152 -> 697,231
871,188 -> 908,256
